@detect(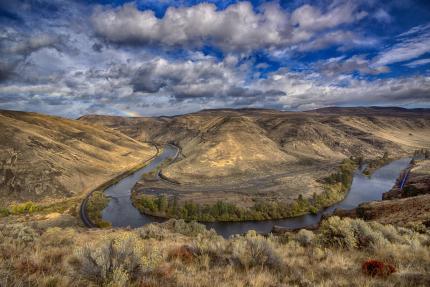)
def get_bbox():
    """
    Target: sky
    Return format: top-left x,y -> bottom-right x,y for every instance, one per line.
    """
0,0 -> 429,118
